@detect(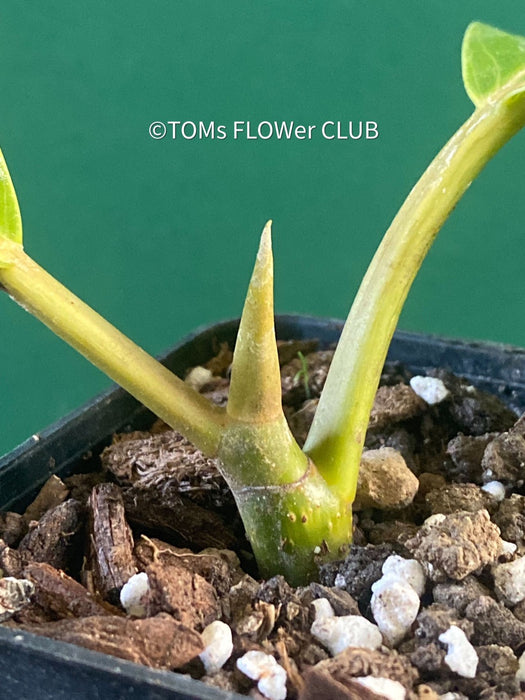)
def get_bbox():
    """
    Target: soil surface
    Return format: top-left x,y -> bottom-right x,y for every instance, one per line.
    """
1,338 -> 525,700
